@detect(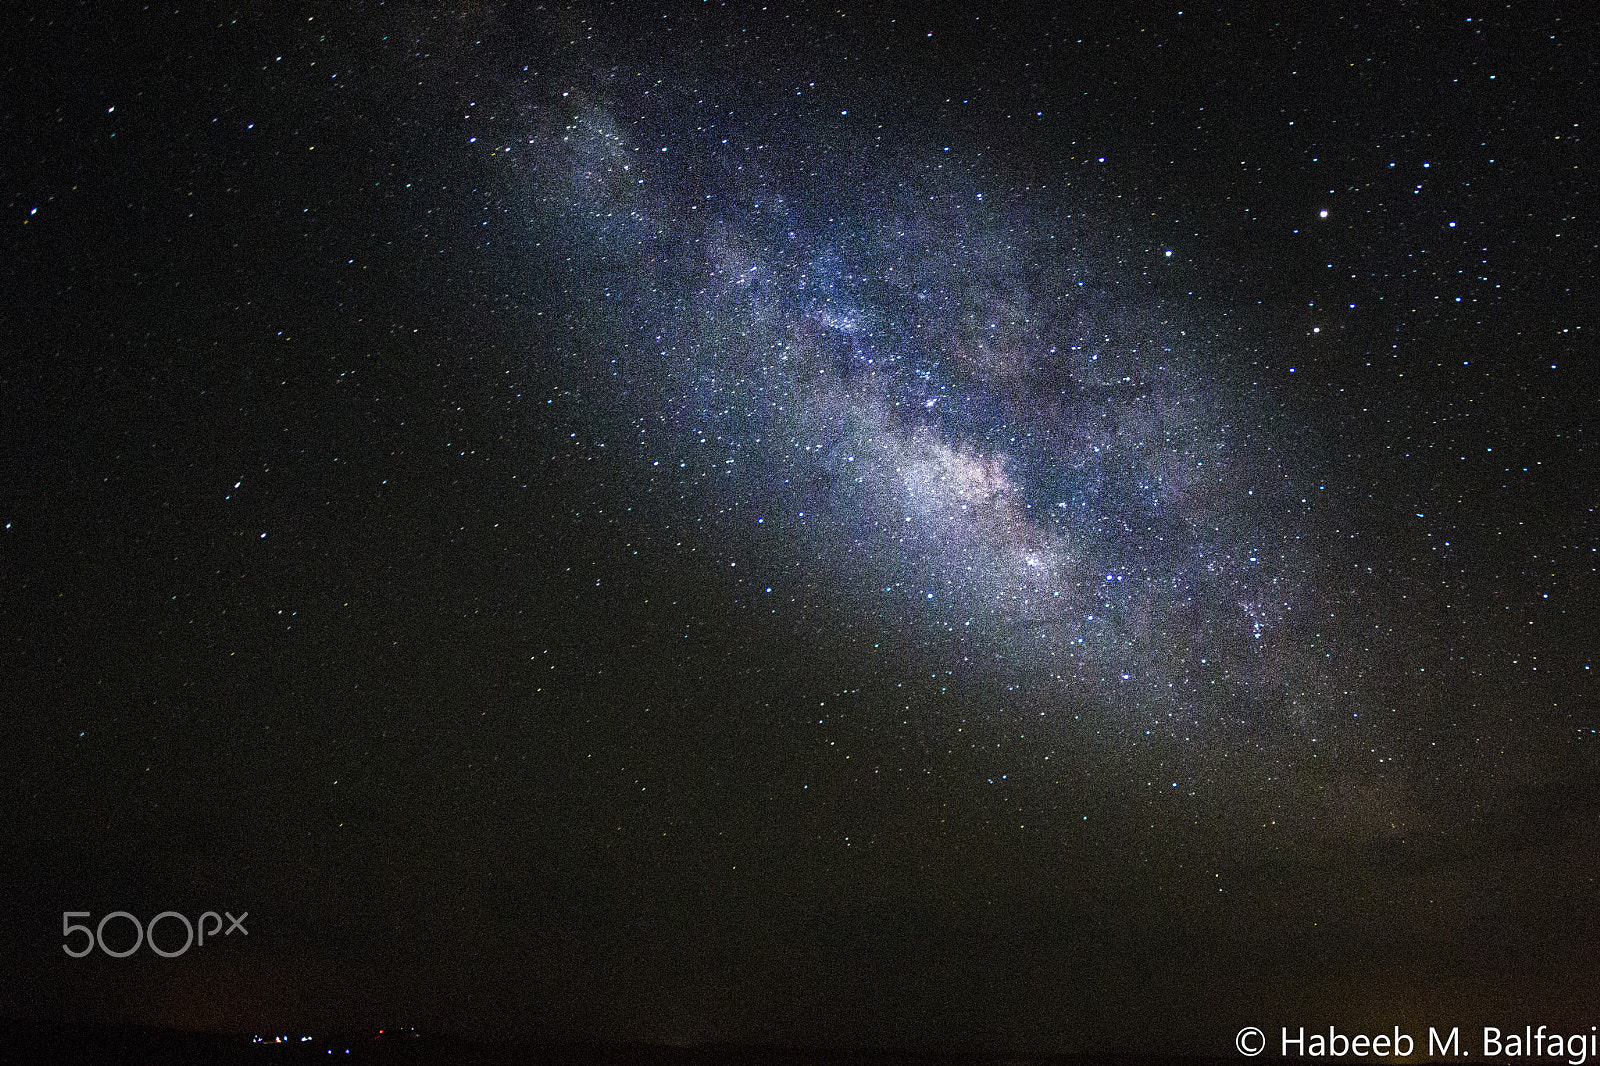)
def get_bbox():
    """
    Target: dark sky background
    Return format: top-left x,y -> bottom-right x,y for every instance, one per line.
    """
3,2 -> 1597,1056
